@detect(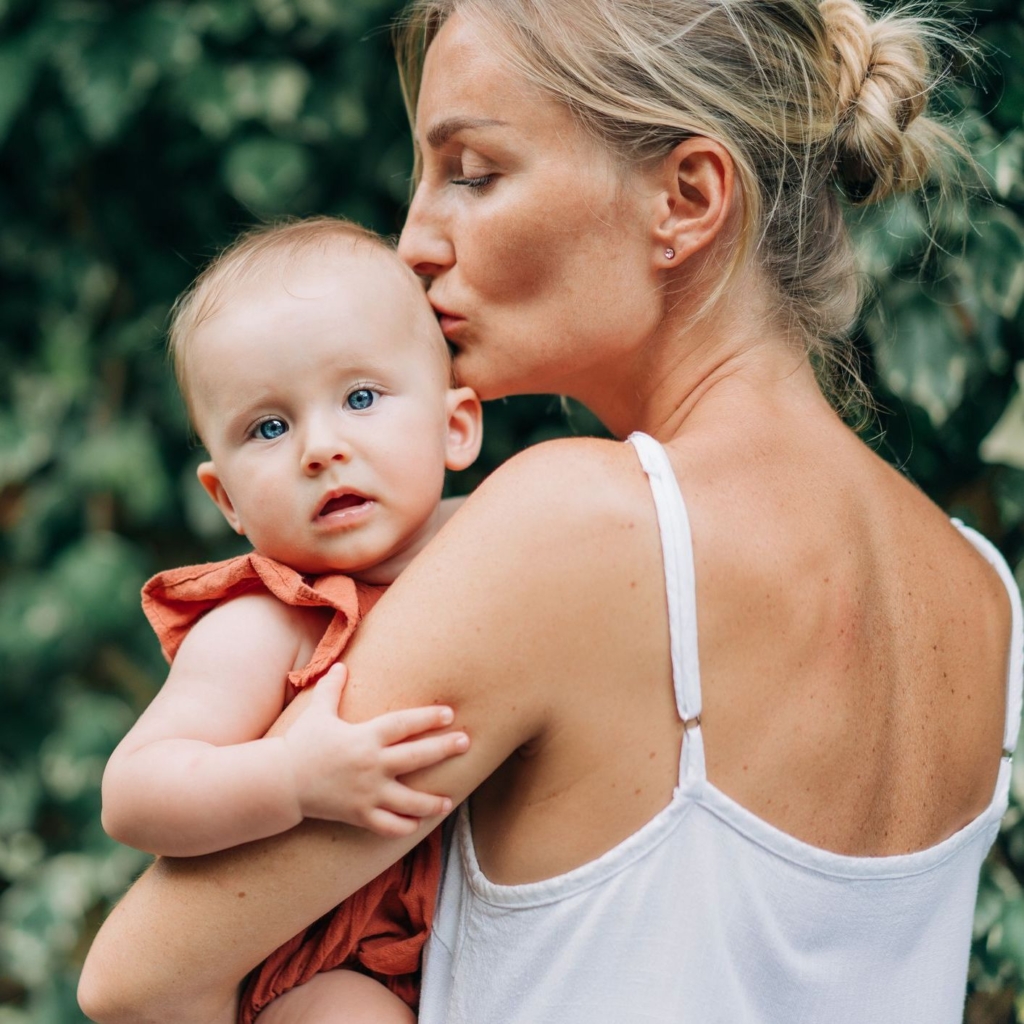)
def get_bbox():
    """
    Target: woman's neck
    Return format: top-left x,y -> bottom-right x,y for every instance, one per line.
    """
576,301 -> 827,442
